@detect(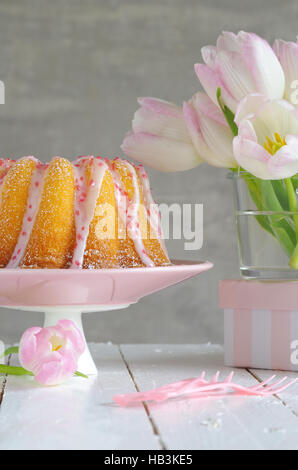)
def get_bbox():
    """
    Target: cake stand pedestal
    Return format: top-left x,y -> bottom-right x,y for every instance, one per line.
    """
0,260 -> 213,375
44,305 -> 128,375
